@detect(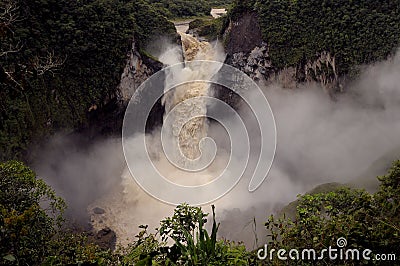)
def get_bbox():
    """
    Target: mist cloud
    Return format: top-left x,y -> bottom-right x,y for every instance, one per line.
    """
33,49 -> 400,247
